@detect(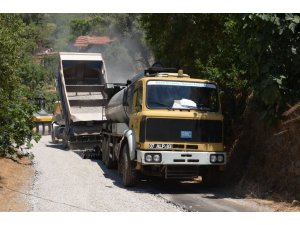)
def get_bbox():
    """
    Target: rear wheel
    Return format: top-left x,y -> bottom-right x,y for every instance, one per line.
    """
95,145 -> 102,160
119,144 -> 137,187
62,129 -> 69,149
102,136 -> 114,169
